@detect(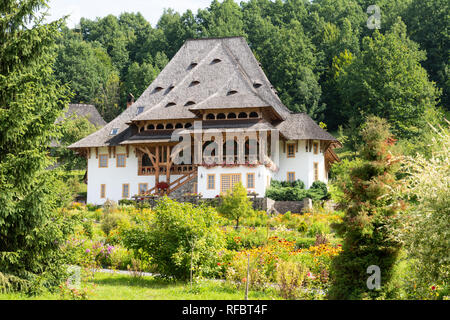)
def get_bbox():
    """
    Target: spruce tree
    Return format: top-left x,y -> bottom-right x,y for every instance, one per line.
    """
0,0 -> 72,292
328,116 -> 404,299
